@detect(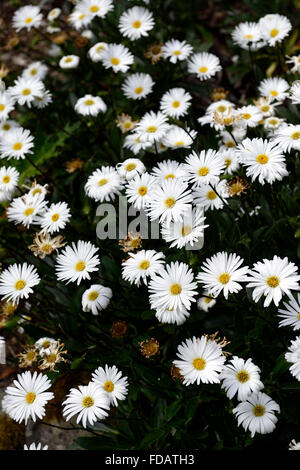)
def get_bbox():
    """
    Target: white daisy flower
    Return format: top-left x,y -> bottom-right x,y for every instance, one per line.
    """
219,128 -> 247,149
101,44 -> 134,73
220,356 -> 264,401
236,137 -> 288,185
233,391 -> 280,437
8,77 -> 44,108
7,194 -> 47,228
151,159 -> 188,182
197,292 -> 216,312
24,442 -> 48,450
258,77 -> 289,102
81,30 -> 96,41
35,337 -> 58,356
0,92 -> 15,122
187,52 -> 222,80
0,187 -> 13,203
173,336 -> 226,385
278,293 -> 300,330
118,6 -> 154,40
88,42 -> 107,62
198,101 -> 238,131
32,89 -> 53,109
289,439 -> 300,450
286,55 -> 300,73
289,81 -> 300,104
246,256 -> 300,307
0,120 -> 21,138
0,127 -> 34,160
285,336 -> 300,381
134,111 -> 169,144
218,149 -> 240,174
85,166 -> 123,202
0,166 -> 19,193
81,0 -> 114,18
59,55 -> 80,69
116,158 -> 145,181
259,13 -> 291,47
254,97 -> 278,118
197,251 -> 249,299
272,124 -> 300,152
121,73 -> 154,100
193,179 -> 229,211
148,261 -> 198,312
91,365 -> 128,407
237,105 -> 263,128
12,5 -> 43,32
146,178 -> 192,224
82,284 -> 112,315
55,240 -> 100,285
22,62 -> 48,81
62,381 -> 110,428
122,249 -> 165,286
184,149 -> 225,187
232,22 -> 265,50
68,9 -> 92,30
38,201 -> 71,234
123,132 -> 152,154
263,116 -> 286,132
125,172 -> 156,209
161,207 -> 208,249
27,182 -> 48,200
160,88 -> 192,118
74,94 -> 107,116
2,371 -> 53,424
47,8 -> 61,21
162,39 -> 193,64
0,263 -> 40,305
155,305 -> 190,325
161,126 -> 195,150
